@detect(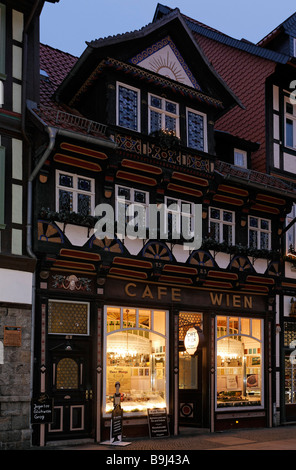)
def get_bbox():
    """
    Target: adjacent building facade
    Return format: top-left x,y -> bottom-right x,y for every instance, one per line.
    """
0,0 -> 59,450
